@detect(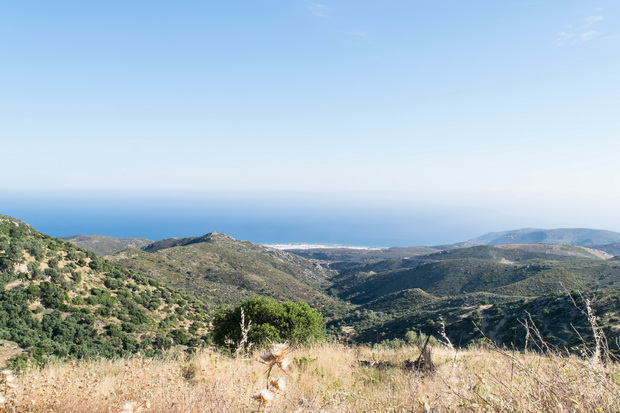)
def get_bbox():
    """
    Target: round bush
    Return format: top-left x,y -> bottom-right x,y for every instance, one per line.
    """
211,296 -> 326,347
